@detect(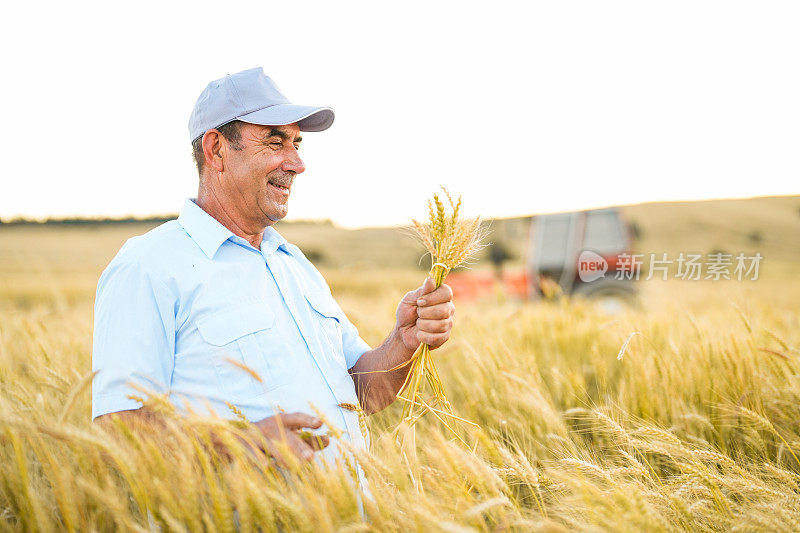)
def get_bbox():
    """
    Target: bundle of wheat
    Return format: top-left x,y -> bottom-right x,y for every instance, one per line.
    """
396,187 -> 487,444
